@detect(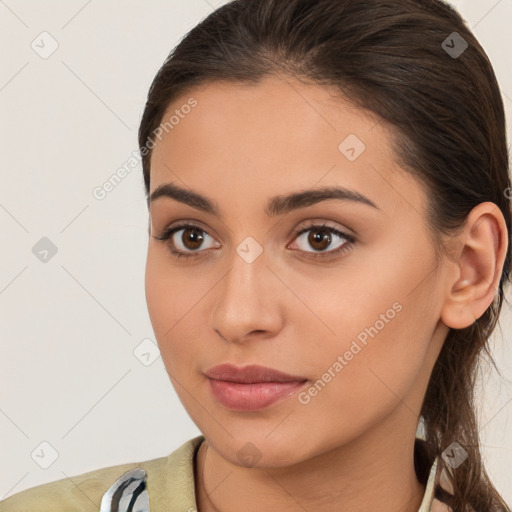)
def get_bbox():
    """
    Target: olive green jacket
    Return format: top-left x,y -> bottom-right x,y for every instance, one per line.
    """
0,435 -> 451,511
